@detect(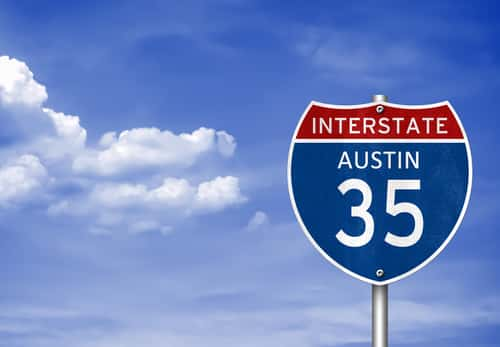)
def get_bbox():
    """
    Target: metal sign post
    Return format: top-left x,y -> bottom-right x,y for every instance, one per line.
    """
372,284 -> 389,347
372,95 -> 389,347
372,94 -> 389,347
372,284 -> 388,347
